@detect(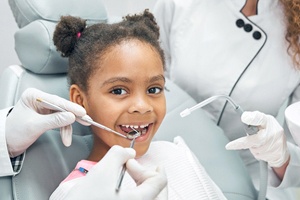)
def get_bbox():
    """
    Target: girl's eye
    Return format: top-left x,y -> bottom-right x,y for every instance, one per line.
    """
111,88 -> 127,95
147,87 -> 163,94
